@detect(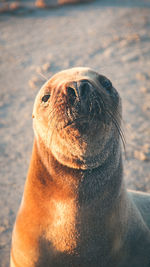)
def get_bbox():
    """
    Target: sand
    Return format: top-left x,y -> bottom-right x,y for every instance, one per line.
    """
0,0 -> 150,266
